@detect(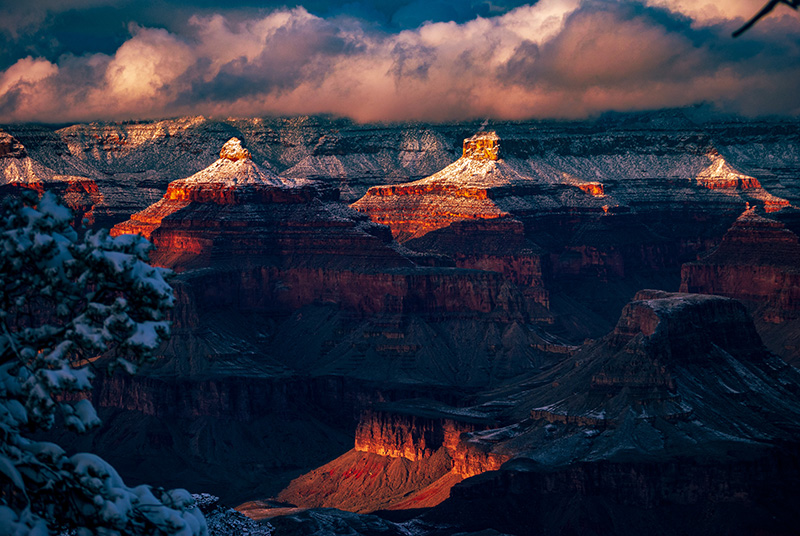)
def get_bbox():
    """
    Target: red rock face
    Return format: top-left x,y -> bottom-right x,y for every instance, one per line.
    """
680,210 -> 800,316
350,132 -> 528,242
463,132 -> 500,161
218,137 -> 252,161
353,183 -> 505,242
110,137 -> 307,239
278,406 -> 505,512
404,217 -> 550,307
109,183 -> 324,239
171,265 -> 524,318
58,177 -> 104,225
354,409 -> 490,462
